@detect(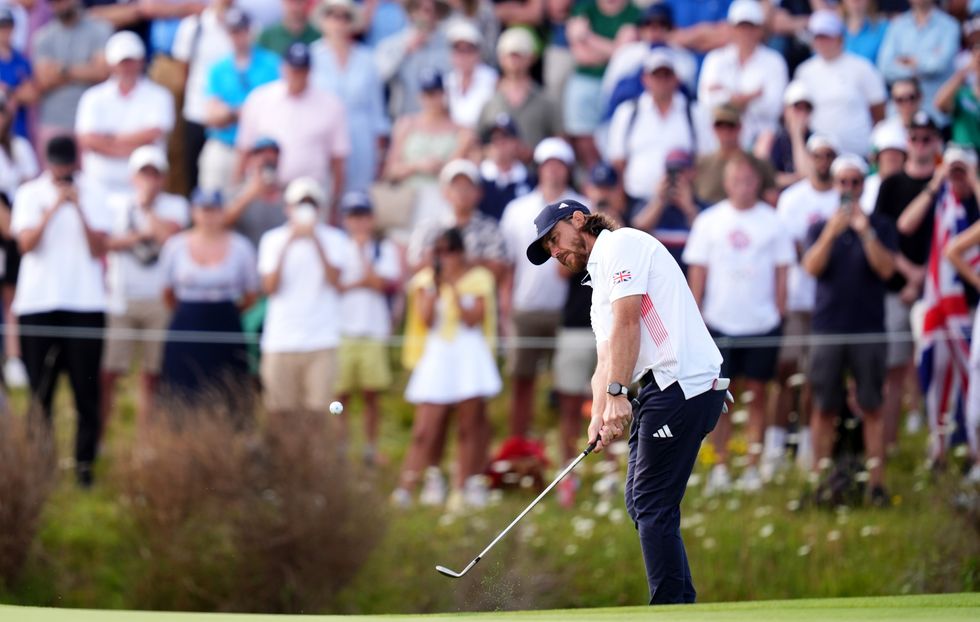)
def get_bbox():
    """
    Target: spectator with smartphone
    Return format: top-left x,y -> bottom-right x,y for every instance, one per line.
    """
224,137 -> 287,249
11,136 -> 111,487
802,154 -> 897,506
